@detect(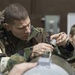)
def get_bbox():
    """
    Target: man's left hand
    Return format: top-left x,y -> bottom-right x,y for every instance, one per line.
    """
50,32 -> 68,46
